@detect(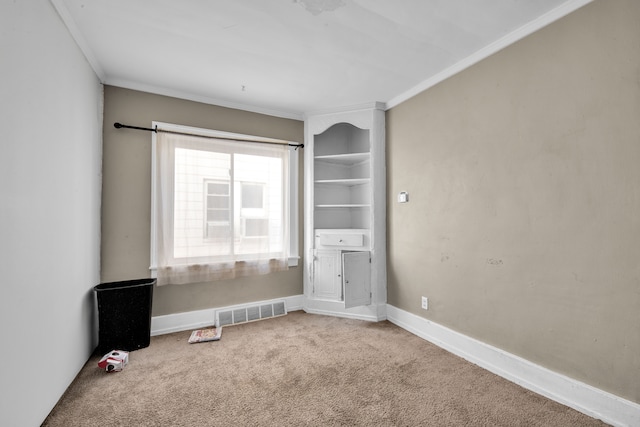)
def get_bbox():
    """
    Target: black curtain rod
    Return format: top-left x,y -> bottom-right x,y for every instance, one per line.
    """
114,122 -> 304,149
